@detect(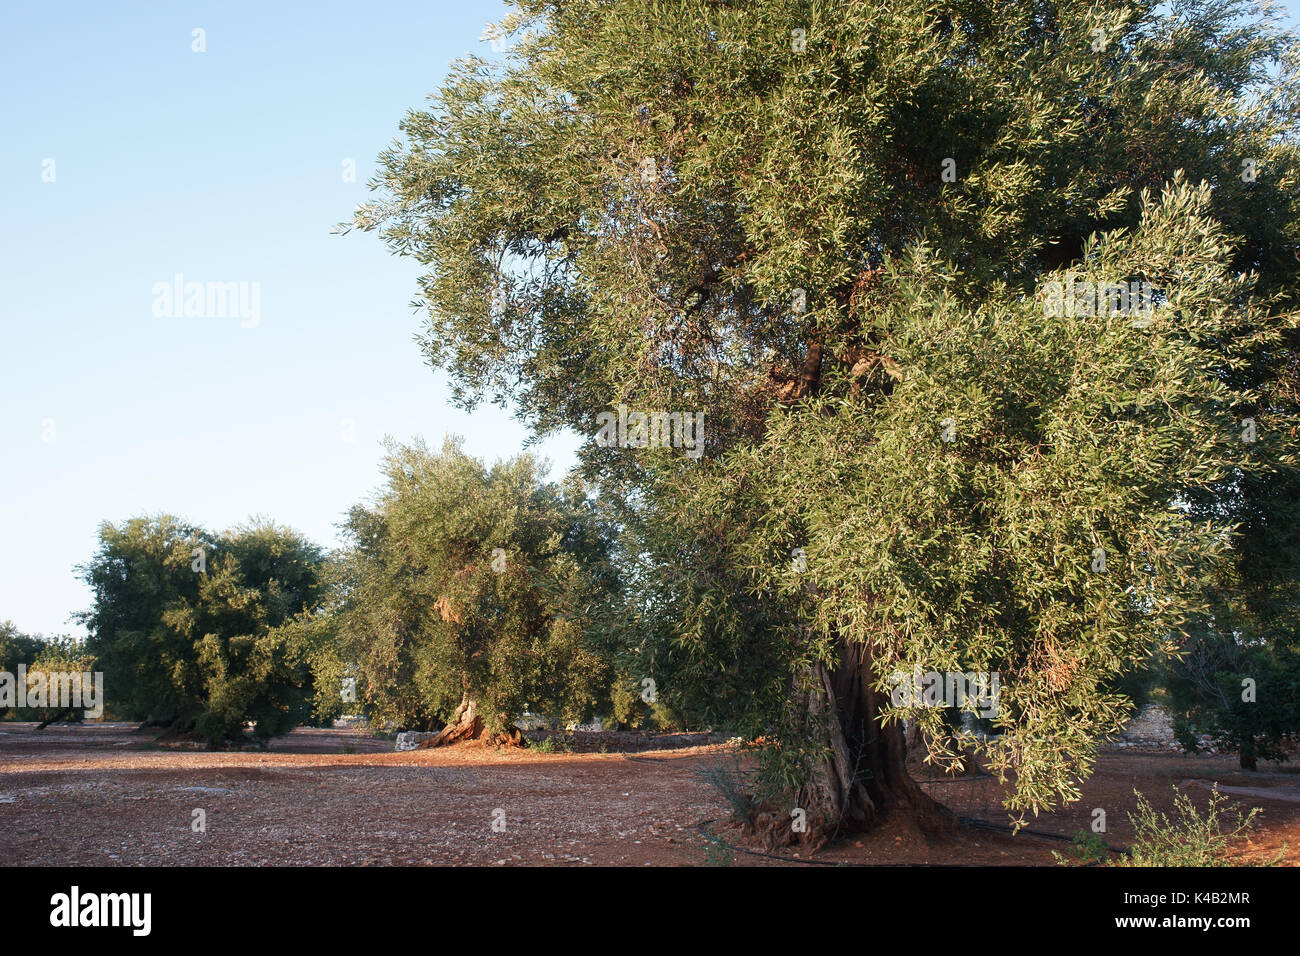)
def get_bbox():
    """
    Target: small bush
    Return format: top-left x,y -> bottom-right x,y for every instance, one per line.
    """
1053,829 -> 1111,865
1118,785 -> 1273,867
